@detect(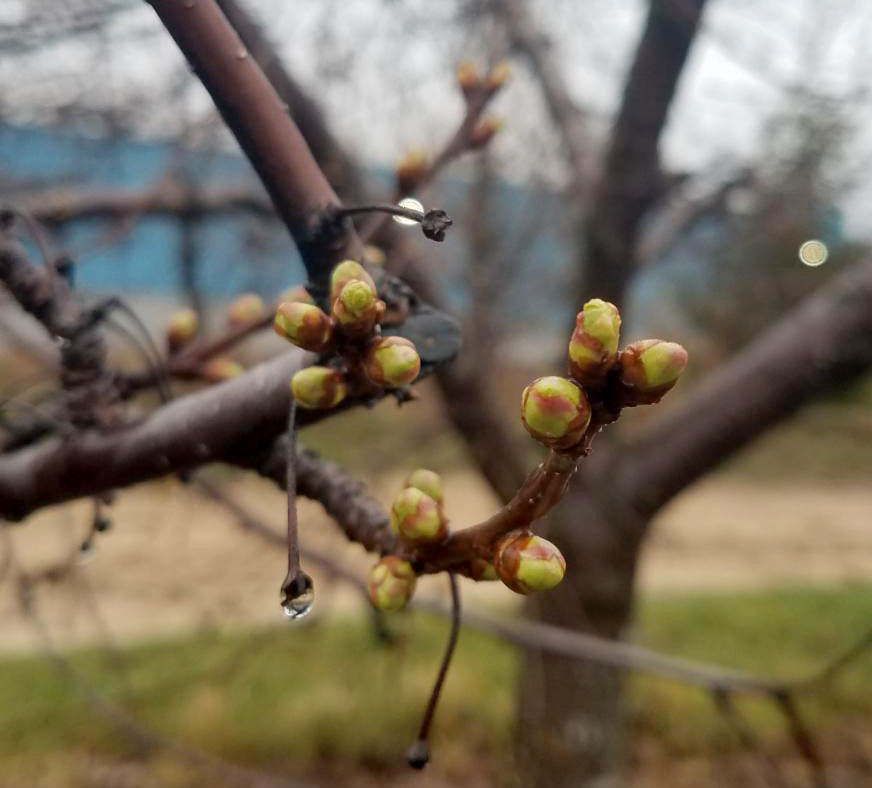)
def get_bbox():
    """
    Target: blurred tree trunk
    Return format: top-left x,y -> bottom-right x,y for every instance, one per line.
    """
517,1 -> 708,785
